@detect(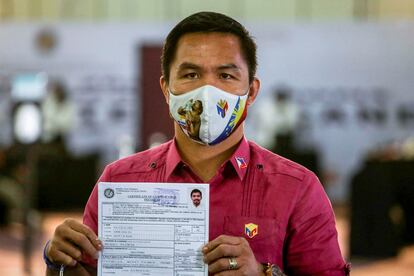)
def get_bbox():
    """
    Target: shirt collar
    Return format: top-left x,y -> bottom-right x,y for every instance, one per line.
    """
228,136 -> 250,181
165,137 -> 251,181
